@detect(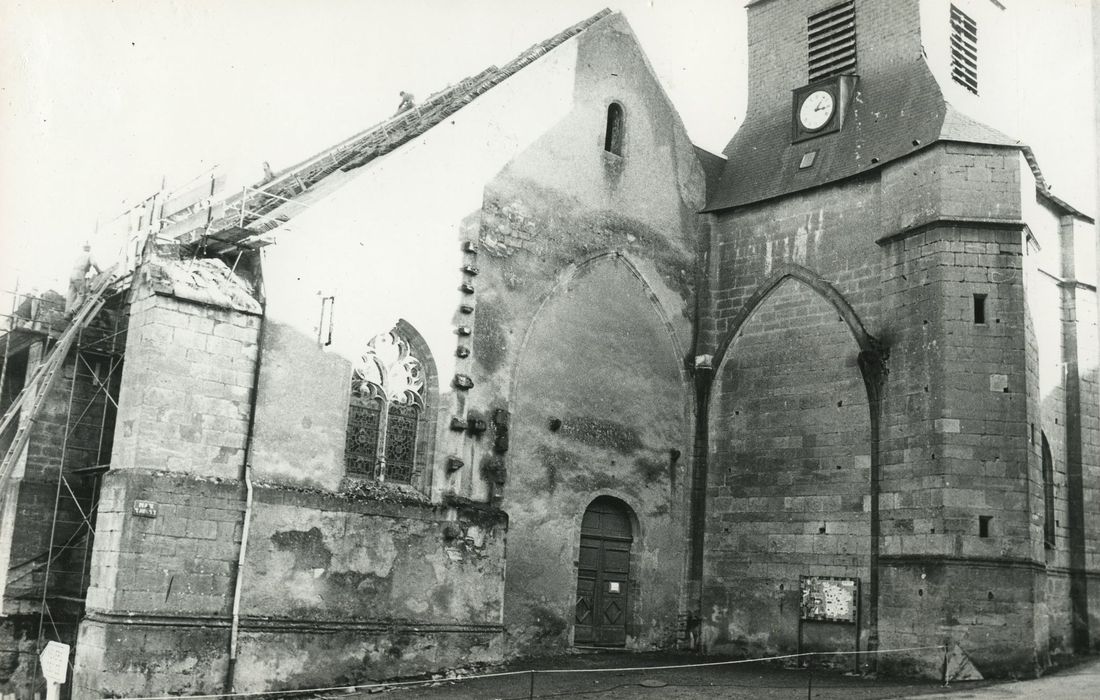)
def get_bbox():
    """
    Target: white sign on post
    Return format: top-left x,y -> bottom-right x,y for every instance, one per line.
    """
39,641 -> 69,700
